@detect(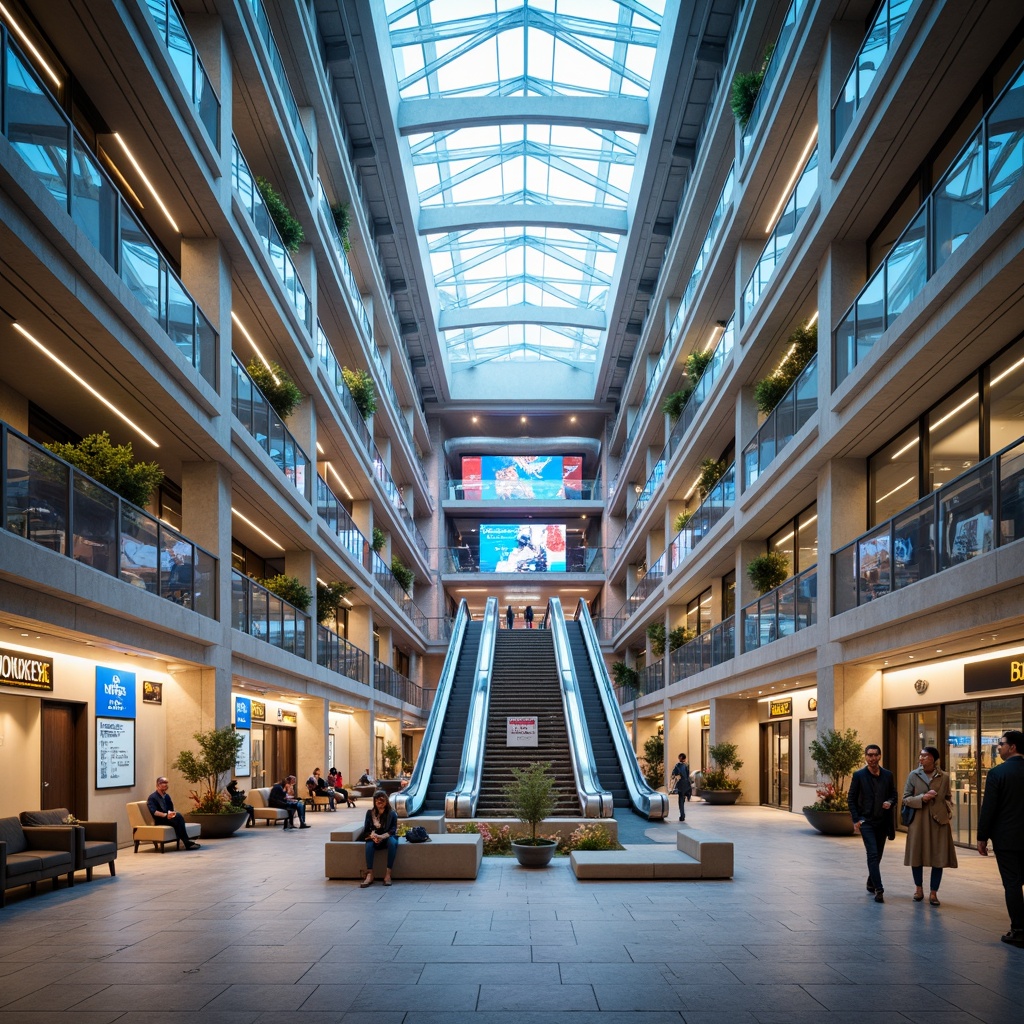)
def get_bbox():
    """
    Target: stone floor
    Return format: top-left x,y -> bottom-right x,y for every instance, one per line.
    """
1,801 -> 1022,1022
